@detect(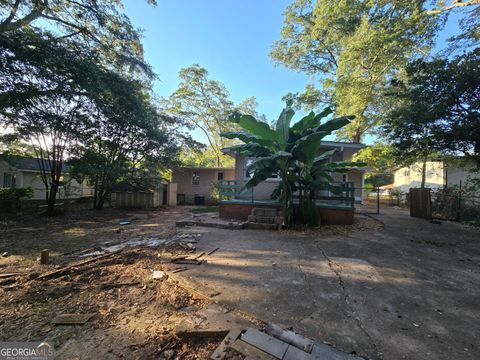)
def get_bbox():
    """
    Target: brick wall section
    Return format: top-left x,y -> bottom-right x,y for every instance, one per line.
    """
219,203 -> 281,221
318,208 -> 354,225
220,203 -> 354,225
